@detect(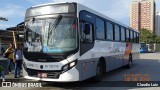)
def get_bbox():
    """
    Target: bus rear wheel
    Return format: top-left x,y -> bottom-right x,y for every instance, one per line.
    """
93,60 -> 104,81
126,54 -> 132,69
